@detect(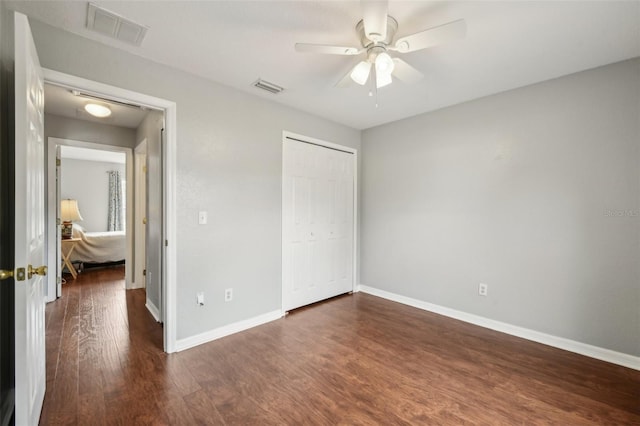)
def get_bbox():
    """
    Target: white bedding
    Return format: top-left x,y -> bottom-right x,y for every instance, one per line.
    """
71,224 -> 126,263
